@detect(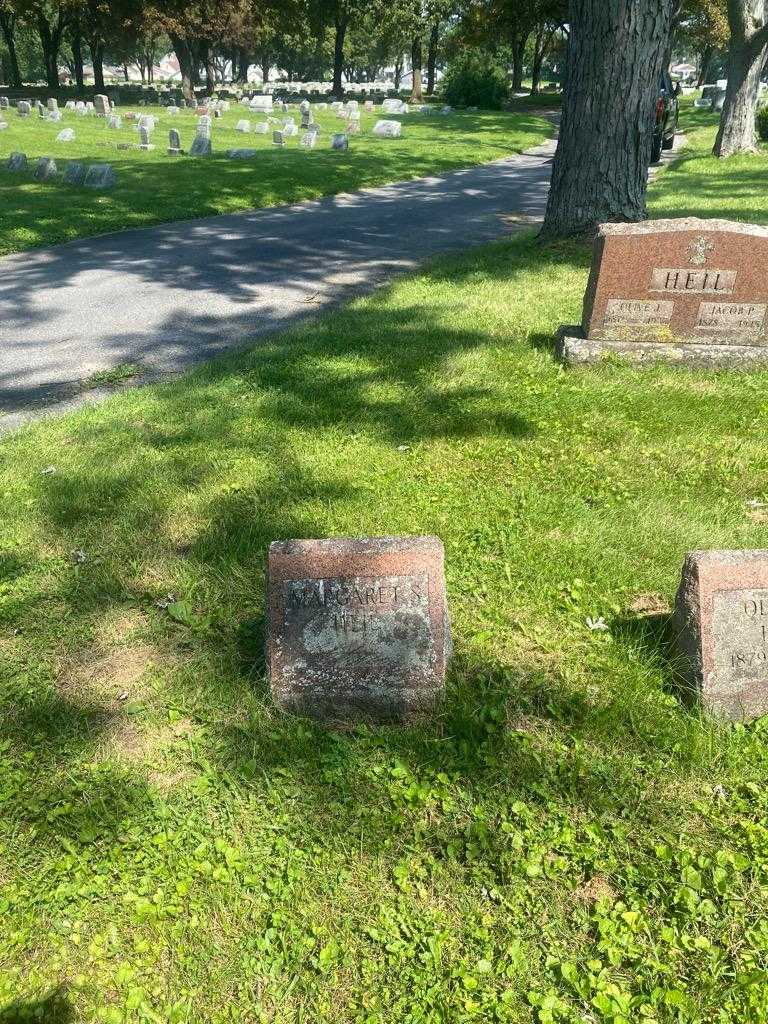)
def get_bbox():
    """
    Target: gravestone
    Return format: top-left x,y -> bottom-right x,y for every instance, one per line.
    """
674,550 -> 768,720
227,147 -> 256,159
167,105 -> 180,115
253,121 -> 269,134
17,101 -> 30,117
168,128 -> 182,154
65,100 -> 76,110
33,157 -> 57,181
0,120 -> 7,130
189,134 -> 212,157
139,125 -> 154,150
558,219 -> 768,369
266,536 -> 451,723
694,97 -> 712,109
47,97 -> 59,113
7,151 -> 27,172
107,114 -> 122,129
84,163 -> 116,188
331,132 -> 349,150
0,96 -> 9,109
299,99 -> 310,114
94,94 -> 110,115
235,119 -> 251,132
272,129 -> 285,146
36,101 -> 46,117
48,109 -> 62,122
138,114 -> 156,131
364,100 -> 374,111
347,120 -> 360,135
300,130 -> 317,148
64,161 -> 87,186
373,119 -> 402,138
56,128 -> 75,143
283,122 -> 298,137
